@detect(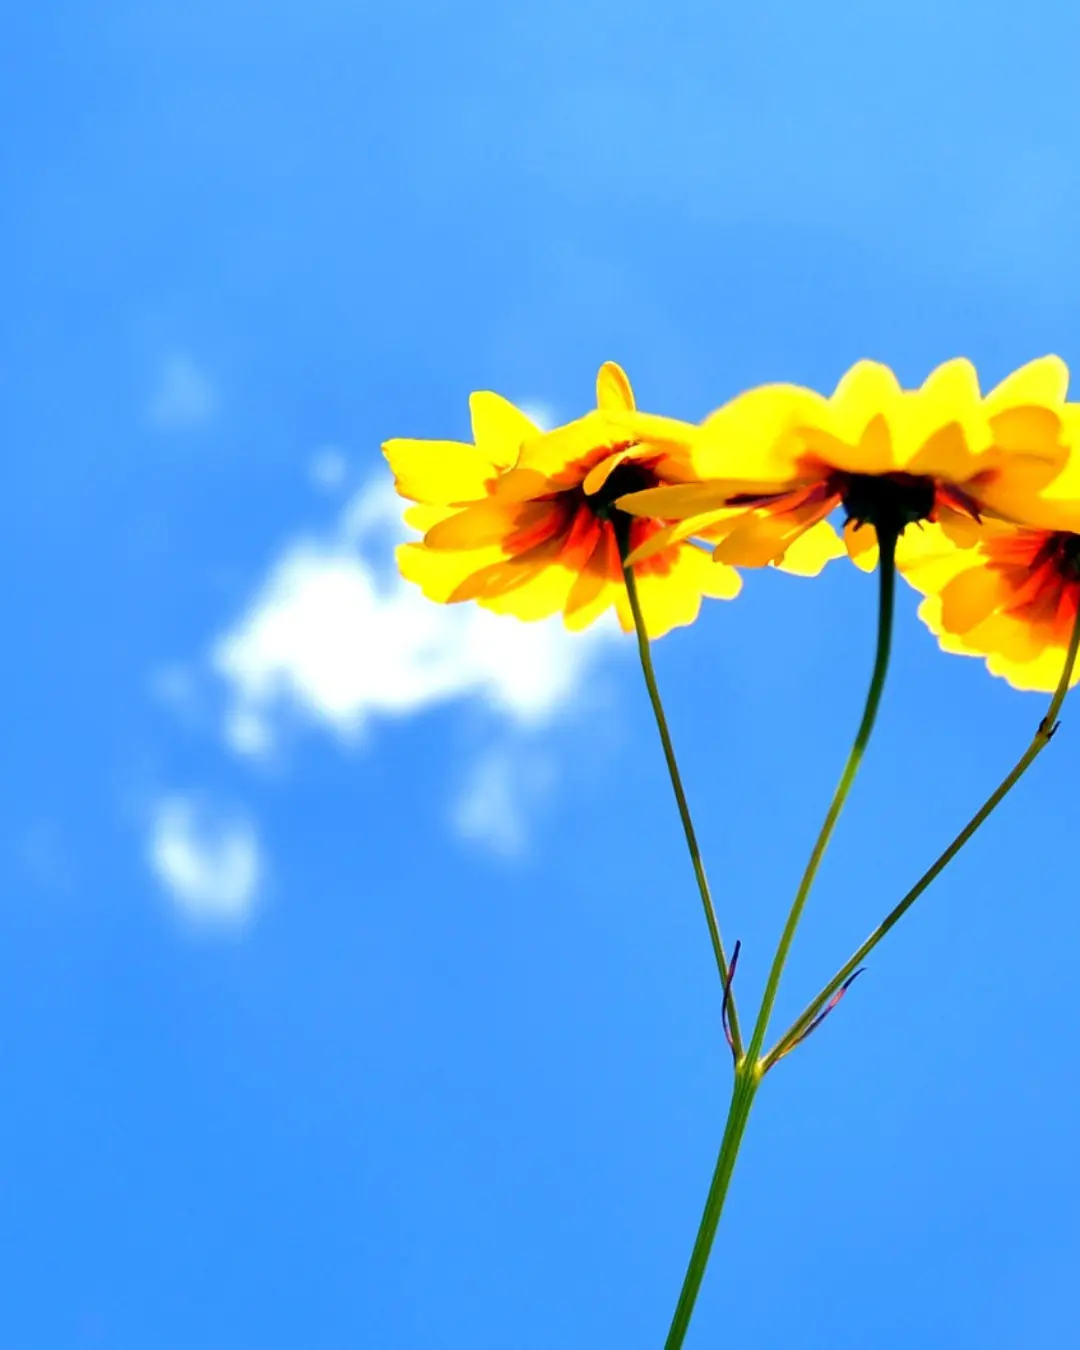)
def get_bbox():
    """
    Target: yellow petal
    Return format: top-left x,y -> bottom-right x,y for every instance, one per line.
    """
446,537 -> 566,605
628,543 -> 741,637
916,592 -> 973,653
905,422 -> 982,480
618,482 -> 746,521
775,519 -> 845,576
486,466 -> 555,503
936,566 -> 1005,634
936,505 -> 985,549
608,410 -> 700,454
596,361 -> 635,412
677,545 -> 743,601
713,513 -> 800,568
899,359 -> 990,469
564,534 -> 615,627
613,582 -> 645,634
516,413 -> 608,478
897,522 -> 979,593
424,499 -> 554,551
1000,412 -> 1080,522
920,357 -> 982,406
682,507 -> 754,543
482,561 -> 578,622
828,362 -> 902,450
701,384 -> 825,481
852,415 -> 895,474
843,518 -> 879,572
564,580 -> 619,632
713,489 -> 837,569
964,610 -> 1046,664
624,521 -> 685,566
625,508 -> 741,565
630,571 -> 703,638
396,541 -> 507,603
985,355 -> 1069,411
382,438 -> 498,504
583,449 -> 631,497
986,640 -> 1080,693
403,502 -> 452,532
469,392 -> 541,466
987,405 -> 1063,456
